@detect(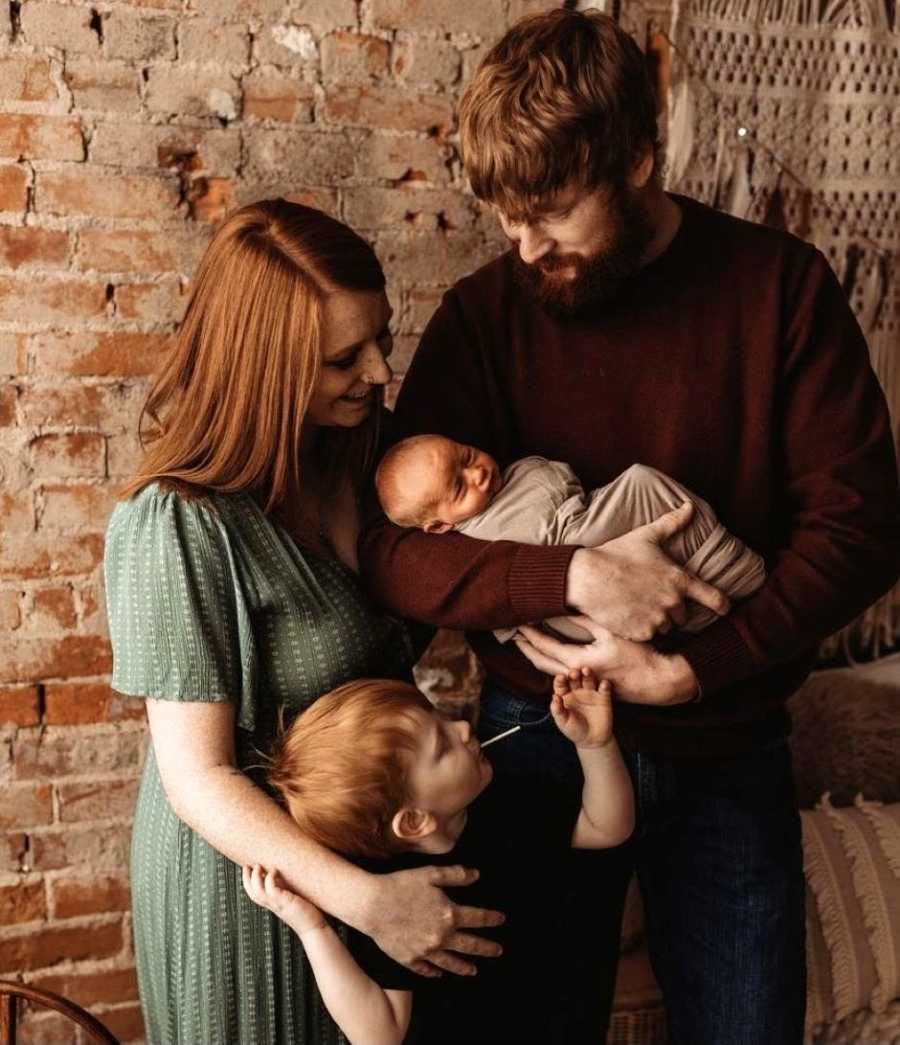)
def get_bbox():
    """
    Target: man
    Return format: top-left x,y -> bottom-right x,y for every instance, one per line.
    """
360,9 -> 900,1043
